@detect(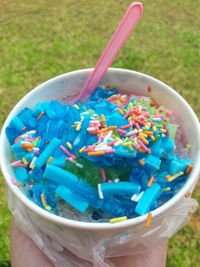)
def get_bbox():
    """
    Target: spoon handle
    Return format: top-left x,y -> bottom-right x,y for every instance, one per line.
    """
79,2 -> 143,99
